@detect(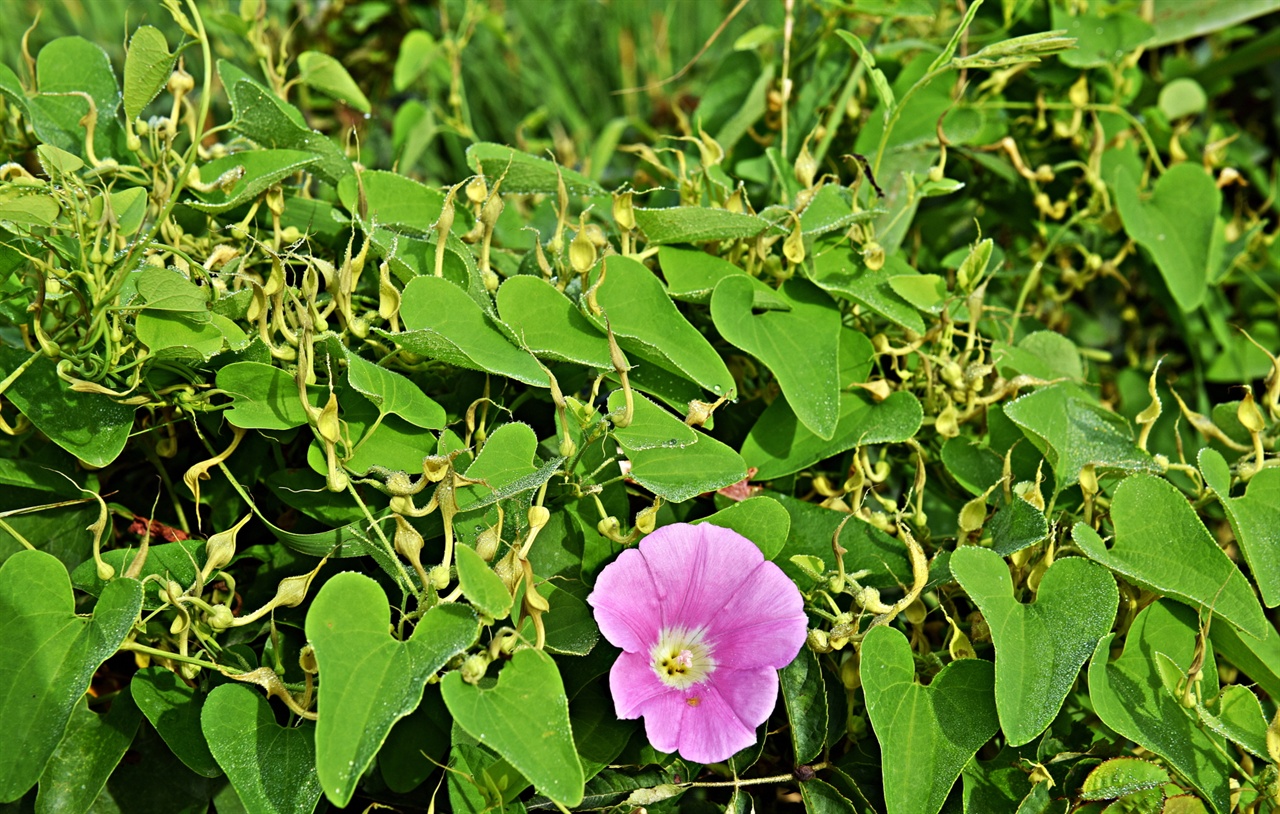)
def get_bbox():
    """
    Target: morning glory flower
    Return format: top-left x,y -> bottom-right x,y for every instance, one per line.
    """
587,522 -> 808,764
